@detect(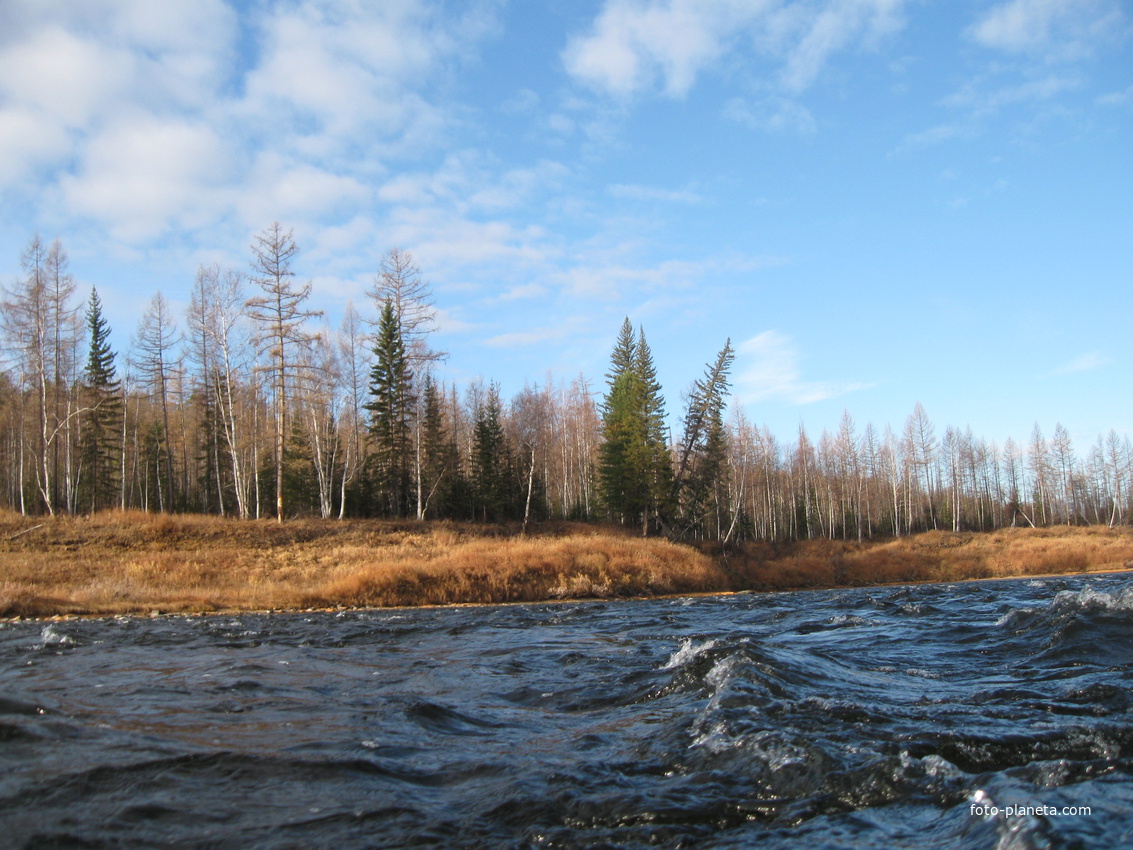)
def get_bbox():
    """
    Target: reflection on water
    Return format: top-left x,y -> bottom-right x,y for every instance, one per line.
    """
2,575 -> 1132,848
